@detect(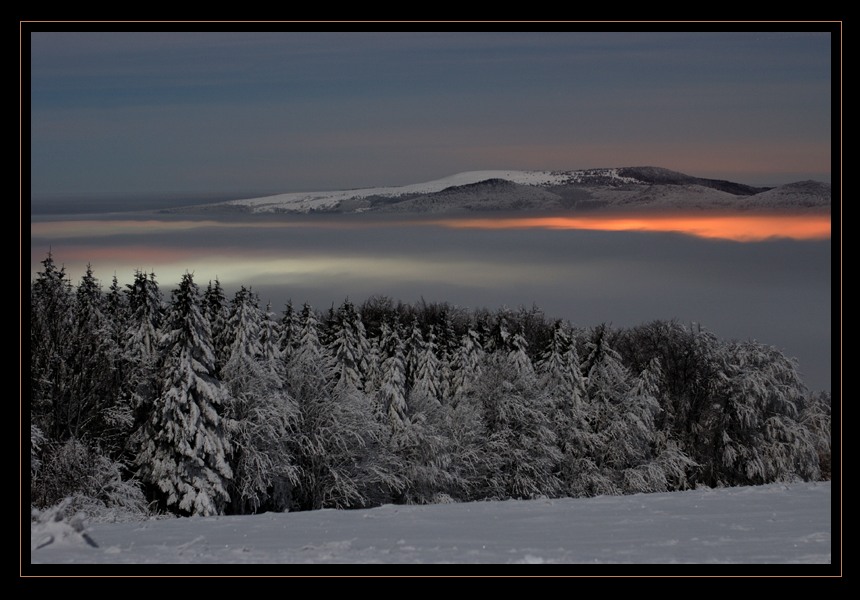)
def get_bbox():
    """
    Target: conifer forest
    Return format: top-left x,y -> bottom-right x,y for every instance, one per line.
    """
28,253 -> 832,520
